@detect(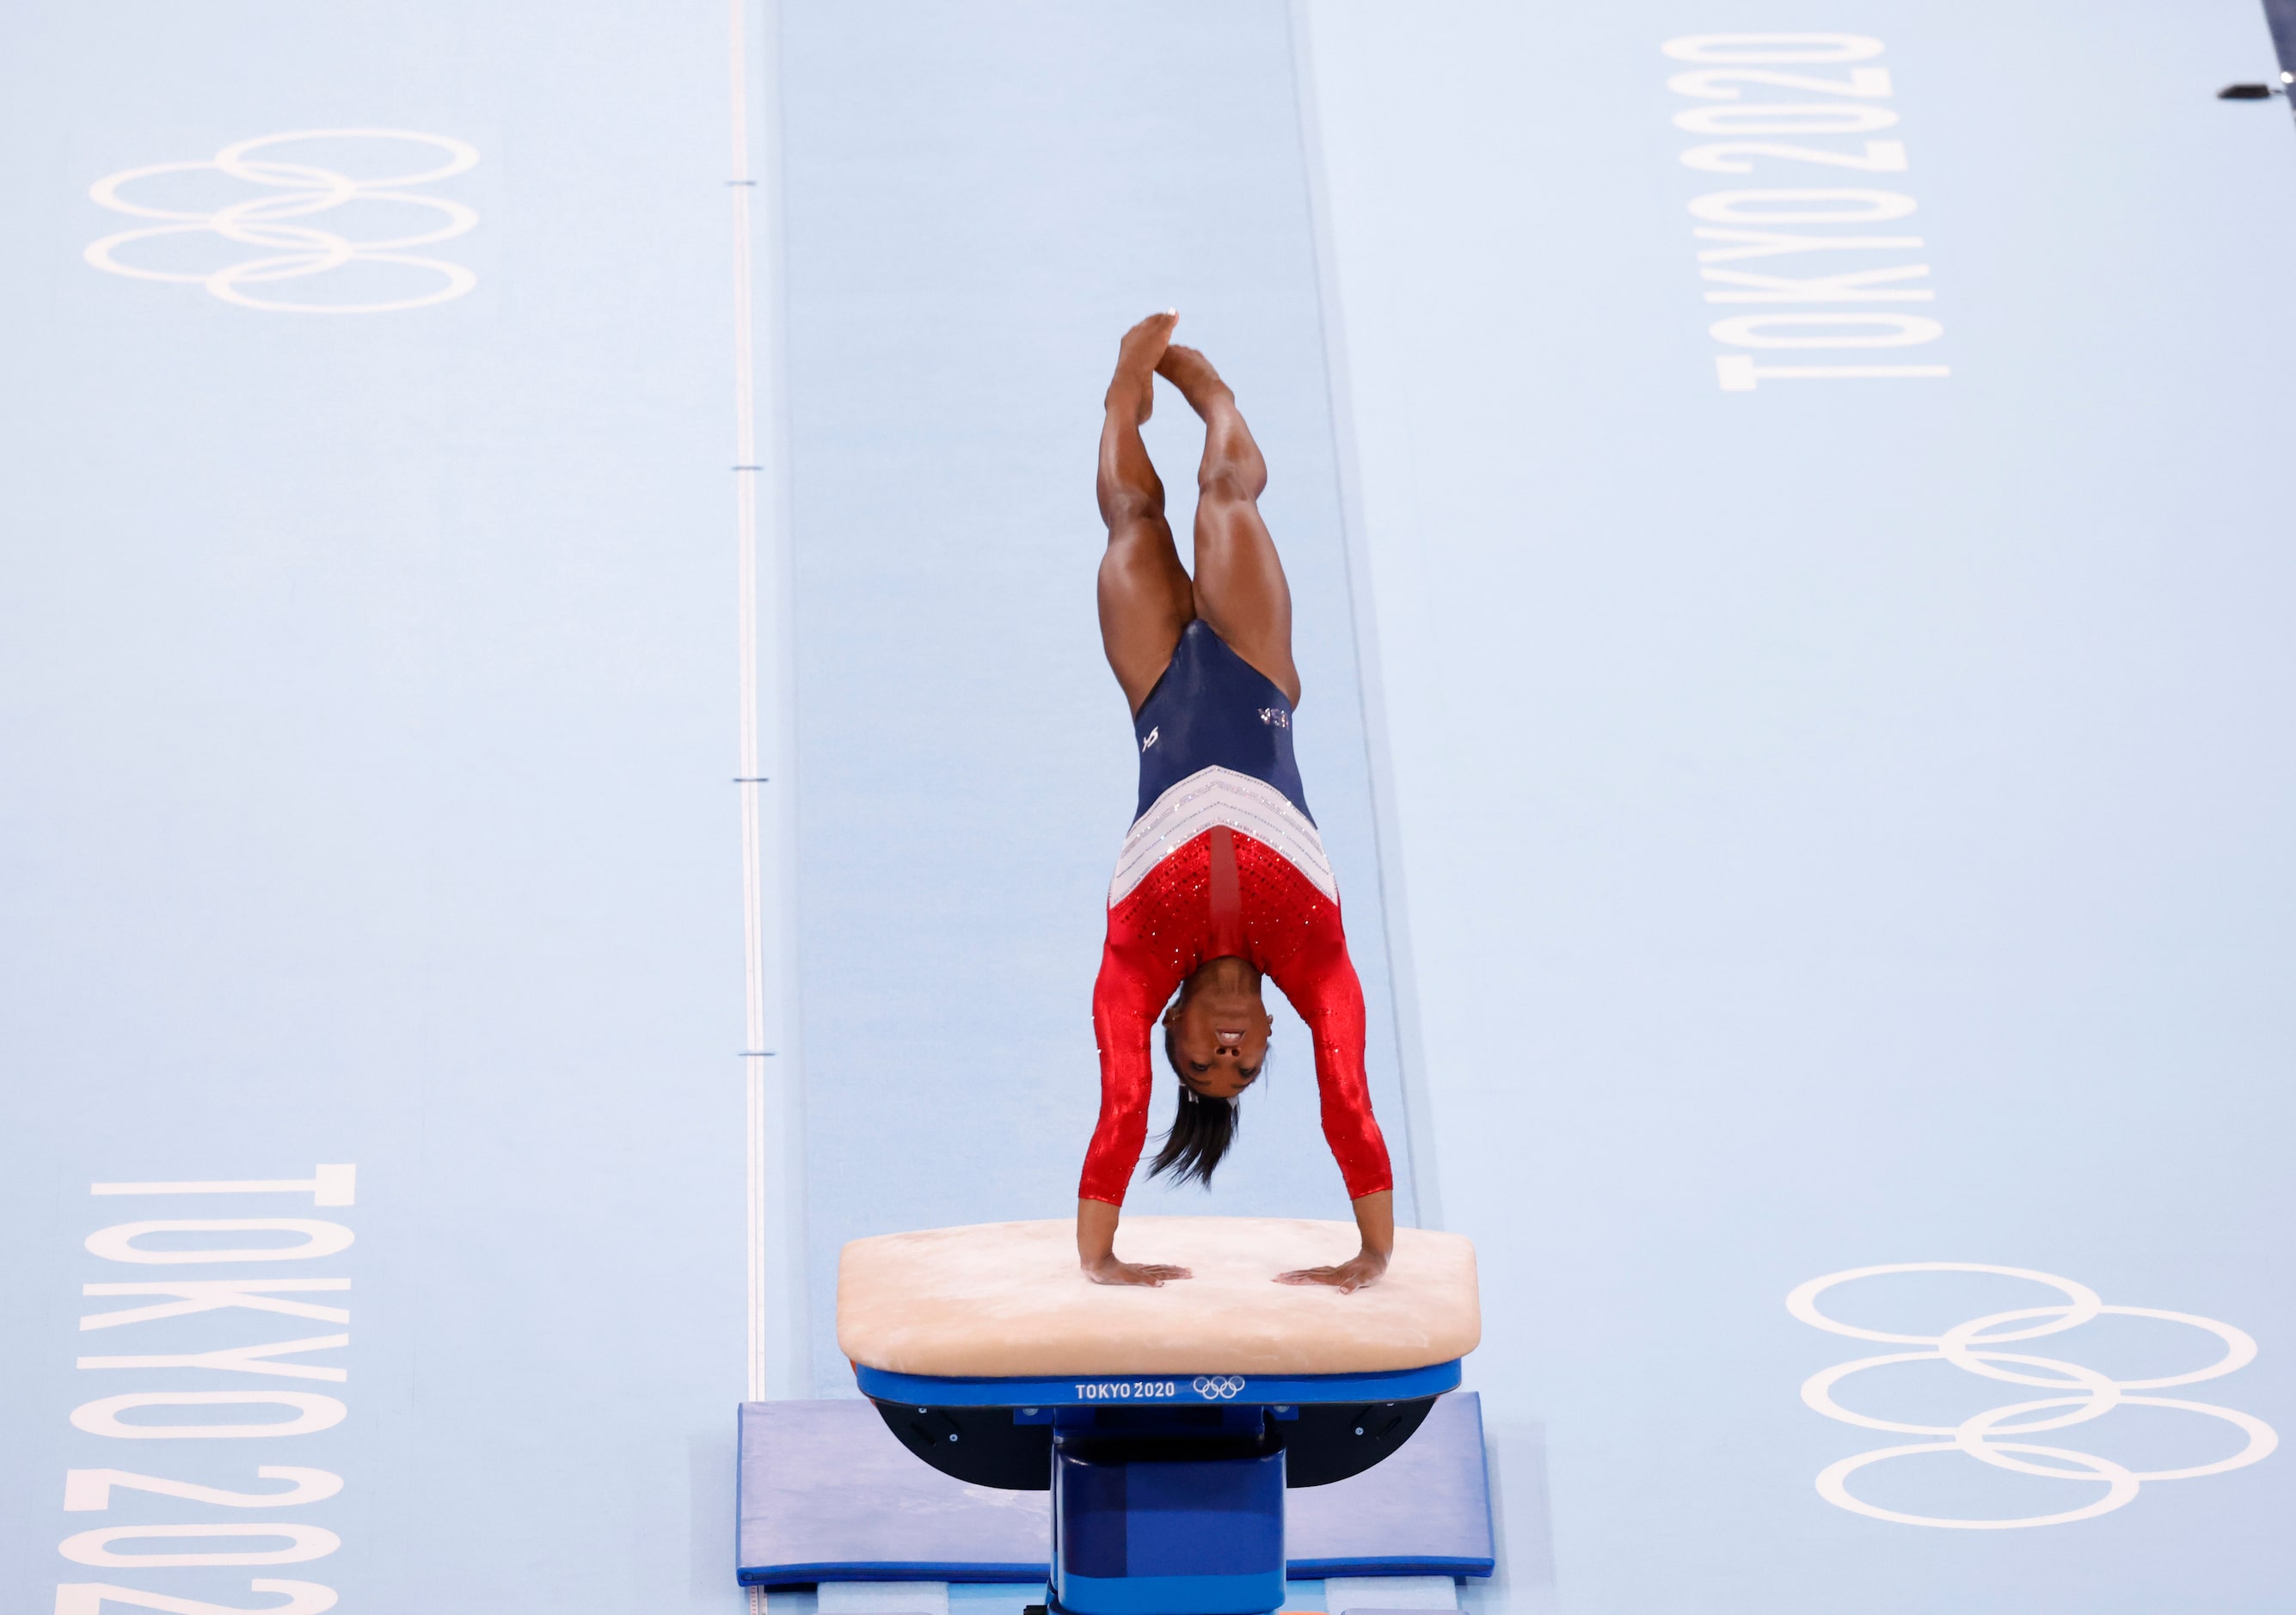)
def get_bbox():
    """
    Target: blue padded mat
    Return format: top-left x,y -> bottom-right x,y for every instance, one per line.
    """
735,1391 -> 1494,1586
